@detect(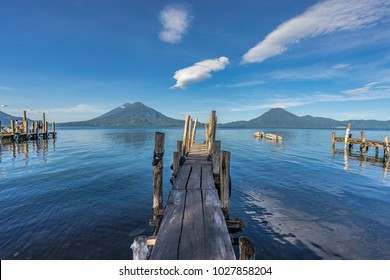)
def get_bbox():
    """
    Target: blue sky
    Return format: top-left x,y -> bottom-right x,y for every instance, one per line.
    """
1,0 -> 390,123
